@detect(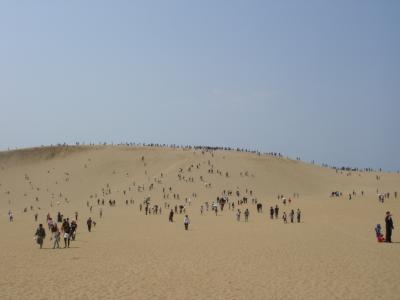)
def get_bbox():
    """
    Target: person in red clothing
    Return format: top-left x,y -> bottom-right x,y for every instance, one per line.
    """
375,224 -> 385,242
